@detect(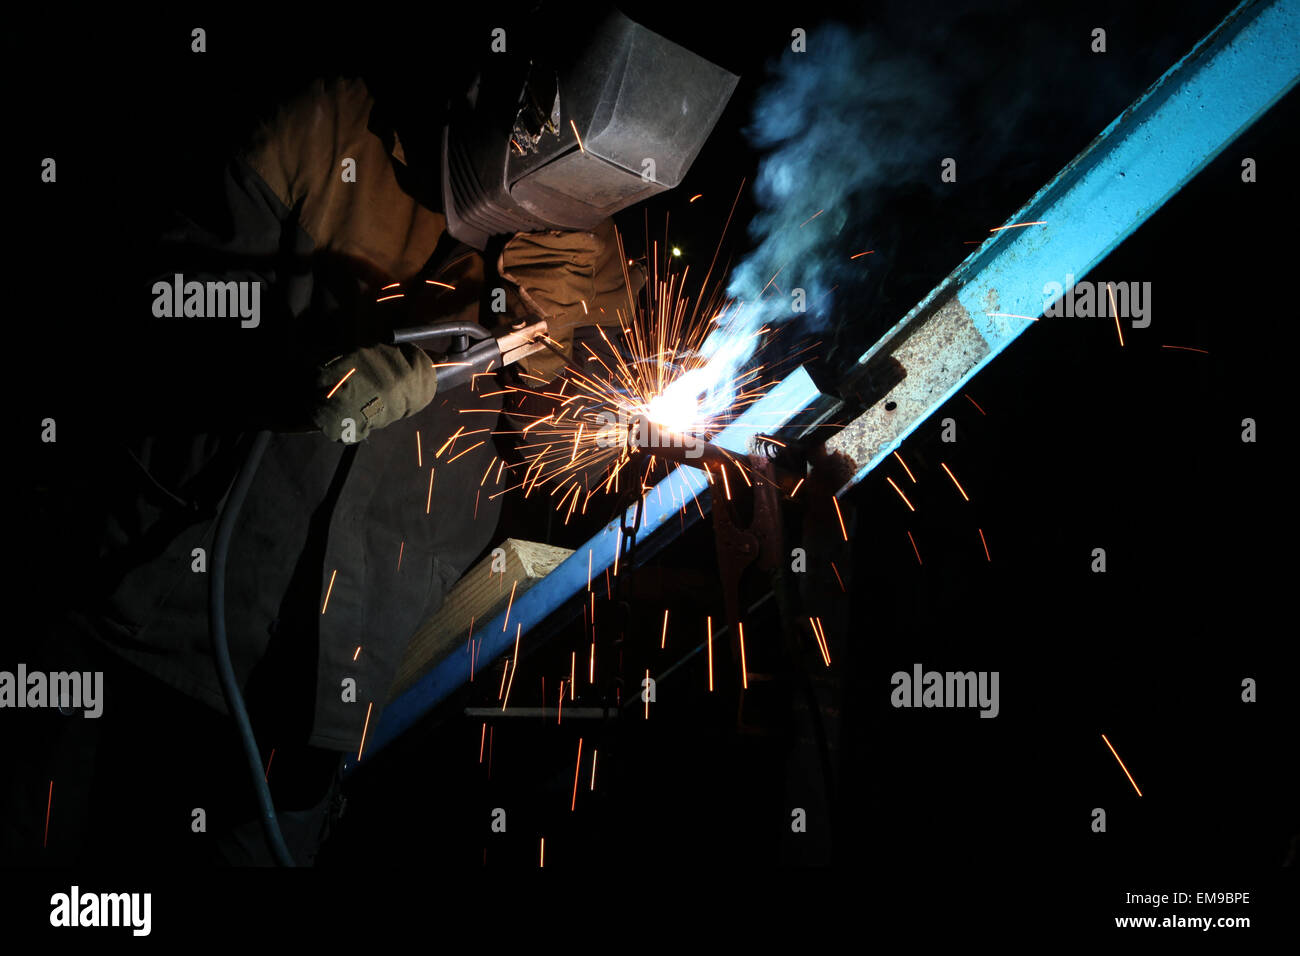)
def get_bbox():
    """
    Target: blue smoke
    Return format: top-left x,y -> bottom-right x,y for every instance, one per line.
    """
679,23 -> 951,419
664,4 -> 1198,423
728,25 -> 944,325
